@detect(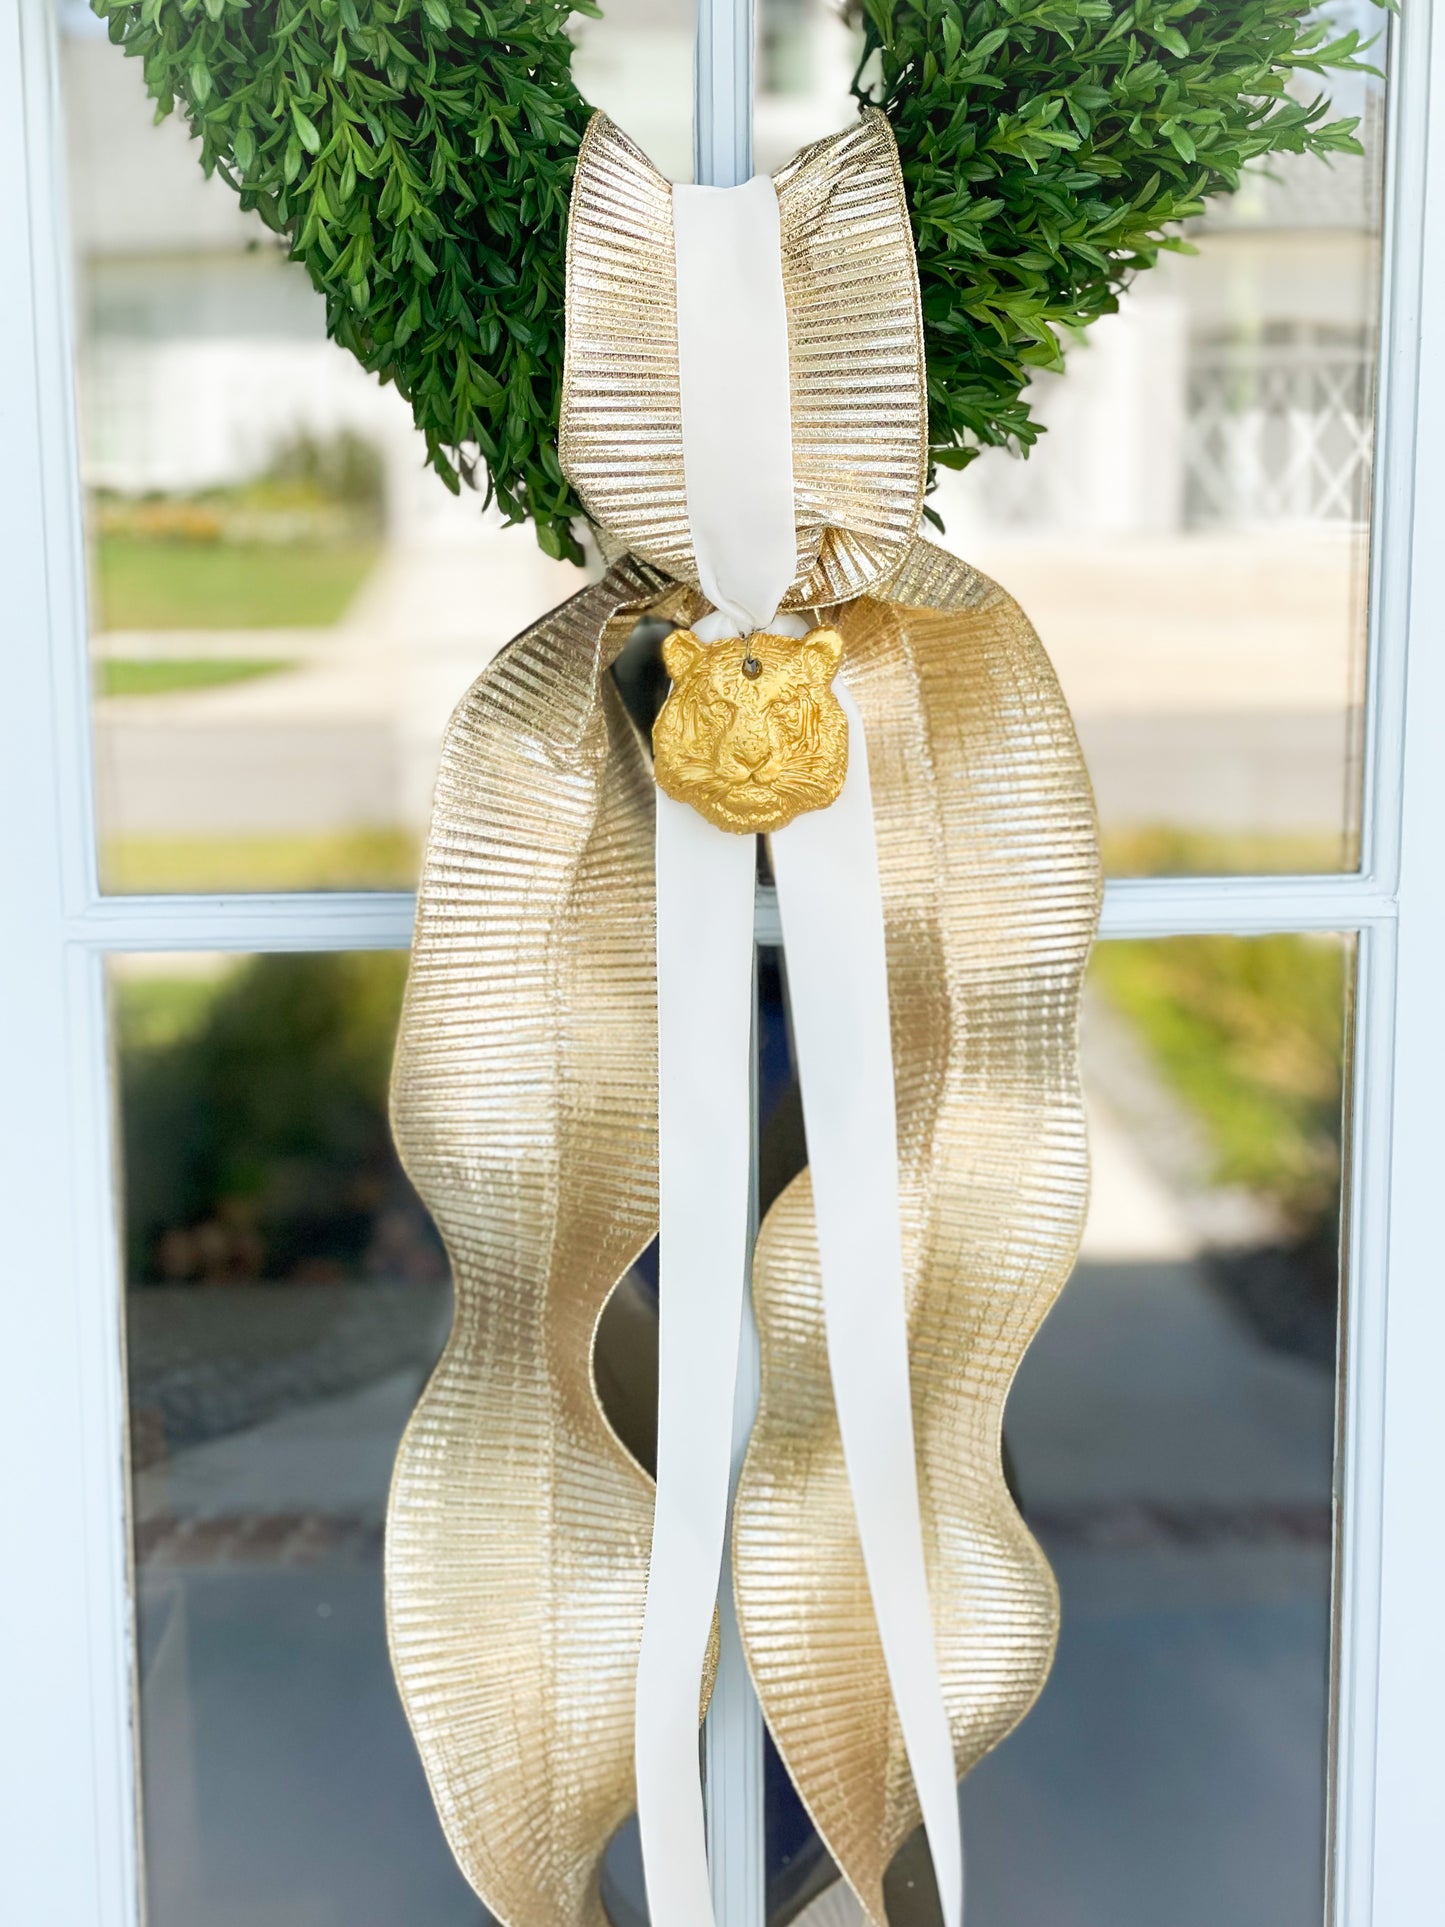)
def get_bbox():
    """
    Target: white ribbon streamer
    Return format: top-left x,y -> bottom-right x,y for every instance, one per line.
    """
637,789 -> 756,1926
773,684 -> 963,1927
671,174 -> 798,630
637,168 -> 961,1927
637,190 -> 796,1925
